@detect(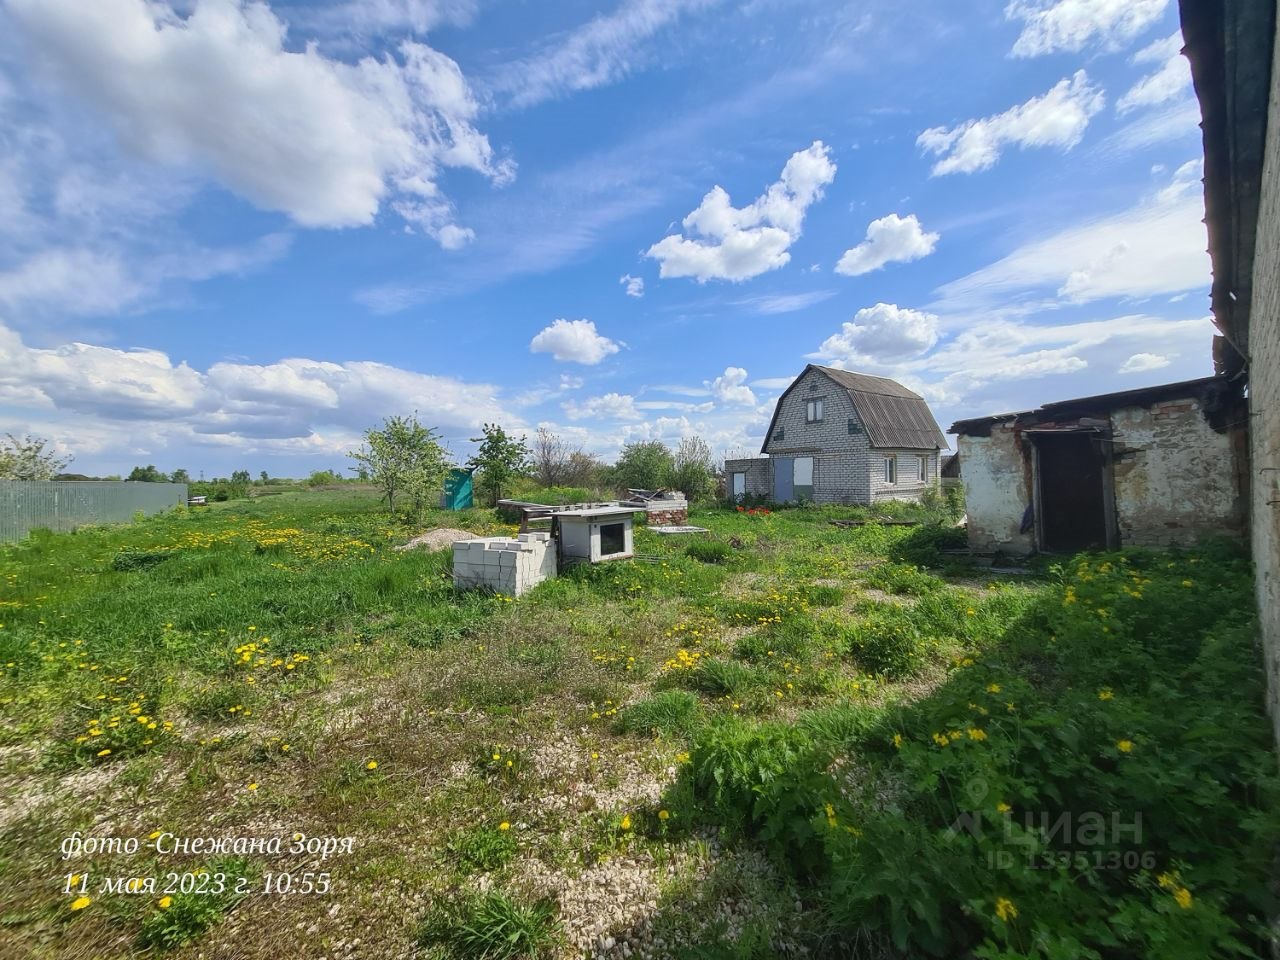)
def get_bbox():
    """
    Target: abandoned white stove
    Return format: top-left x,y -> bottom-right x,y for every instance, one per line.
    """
551,504 -> 635,564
